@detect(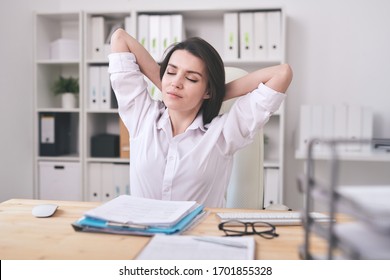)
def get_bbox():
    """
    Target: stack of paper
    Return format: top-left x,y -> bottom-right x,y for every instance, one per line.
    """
72,195 -> 204,235
136,235 -> 255,260
312,185 -> 390,259
337,185 -> 390,233
334,222 -> 390,259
